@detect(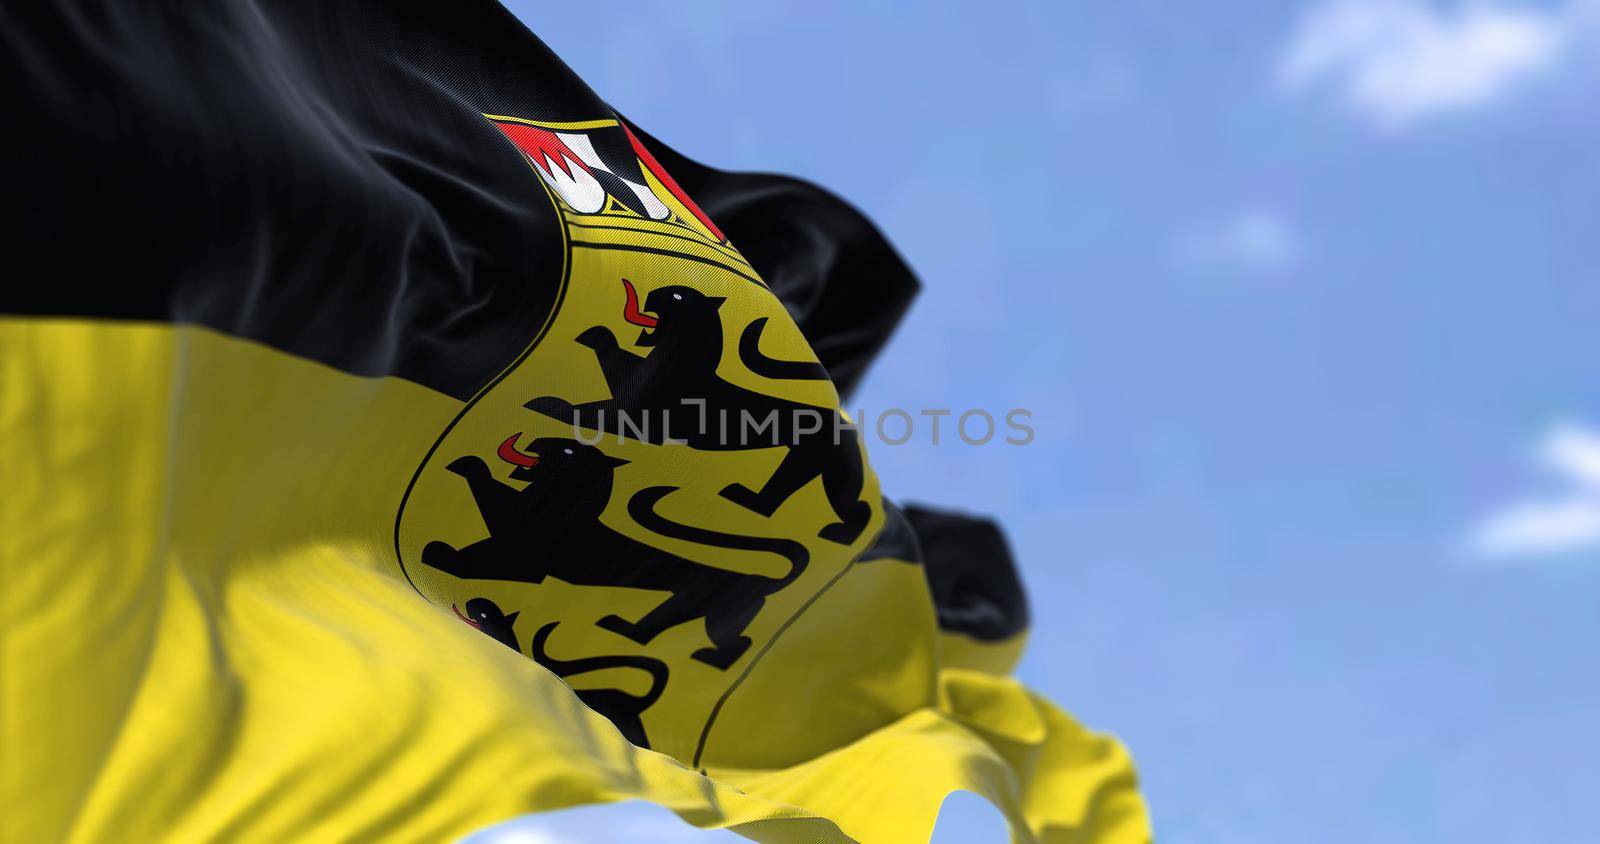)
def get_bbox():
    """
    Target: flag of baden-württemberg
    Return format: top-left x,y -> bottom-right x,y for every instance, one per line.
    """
1,3 -> 1149,842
